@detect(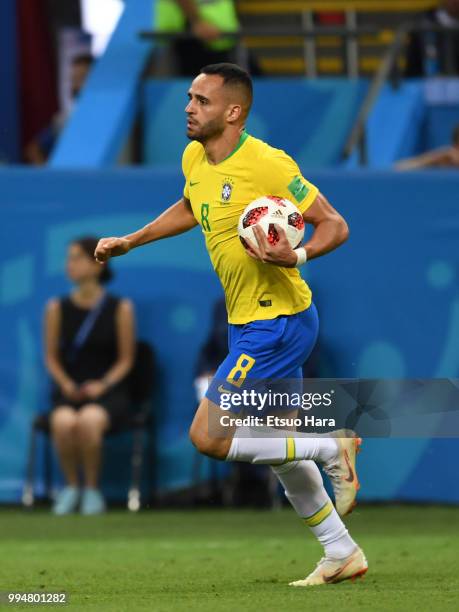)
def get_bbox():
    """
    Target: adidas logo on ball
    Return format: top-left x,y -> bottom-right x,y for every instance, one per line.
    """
238,196 -> 305,249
